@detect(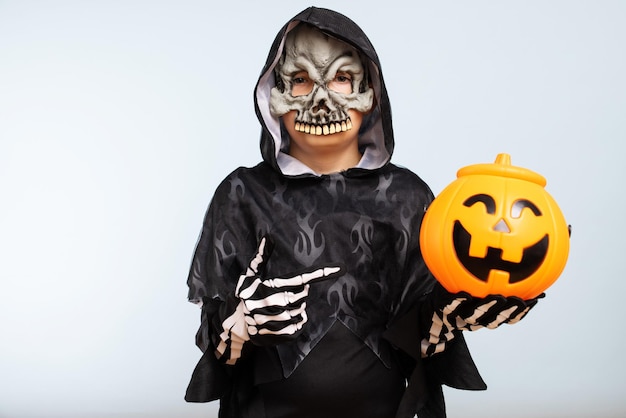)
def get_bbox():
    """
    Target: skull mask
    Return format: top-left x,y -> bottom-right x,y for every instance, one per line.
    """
269,24 -> 374,136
